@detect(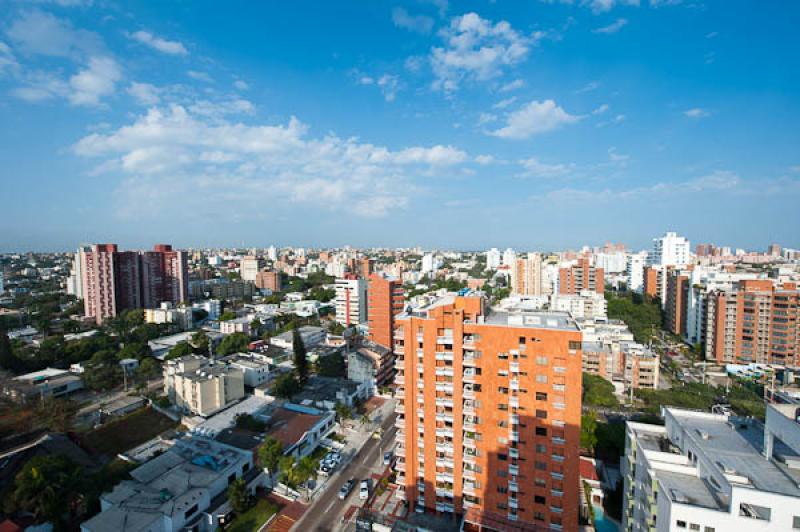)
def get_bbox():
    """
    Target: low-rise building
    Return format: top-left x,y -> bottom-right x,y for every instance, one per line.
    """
219,317 -> 251,336
145,302 -> 194,330
291,376 -> 370,410
224,354 -> 271,388
622,406 -> 800,532
81,437 -> 260,532
347,341 -> 394,392
3,368 -> 84,403
269,326 -> 326,350
164,356 -> 245,417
